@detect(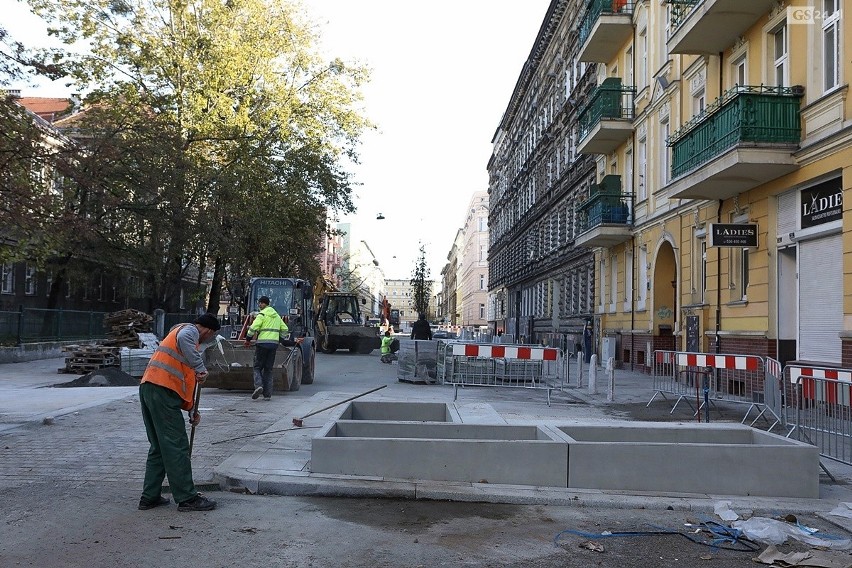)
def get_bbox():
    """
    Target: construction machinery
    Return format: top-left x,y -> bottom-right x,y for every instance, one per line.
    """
204,277 -> 317,392
315,292 -> 382,354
